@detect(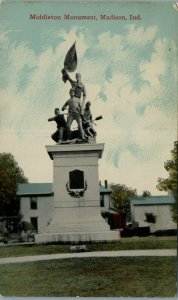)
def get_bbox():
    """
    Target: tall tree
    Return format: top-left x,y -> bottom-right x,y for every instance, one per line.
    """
0,153 -> 28,216
156,141 -> 178,222
142,190 -> 151,197
110,183 -> 137,212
